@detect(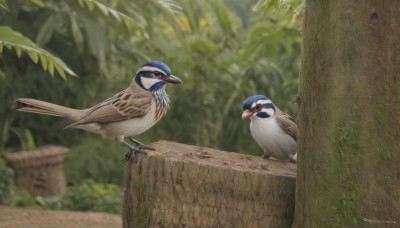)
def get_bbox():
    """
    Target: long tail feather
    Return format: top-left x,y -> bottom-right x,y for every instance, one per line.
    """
13,98 -> 82,121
